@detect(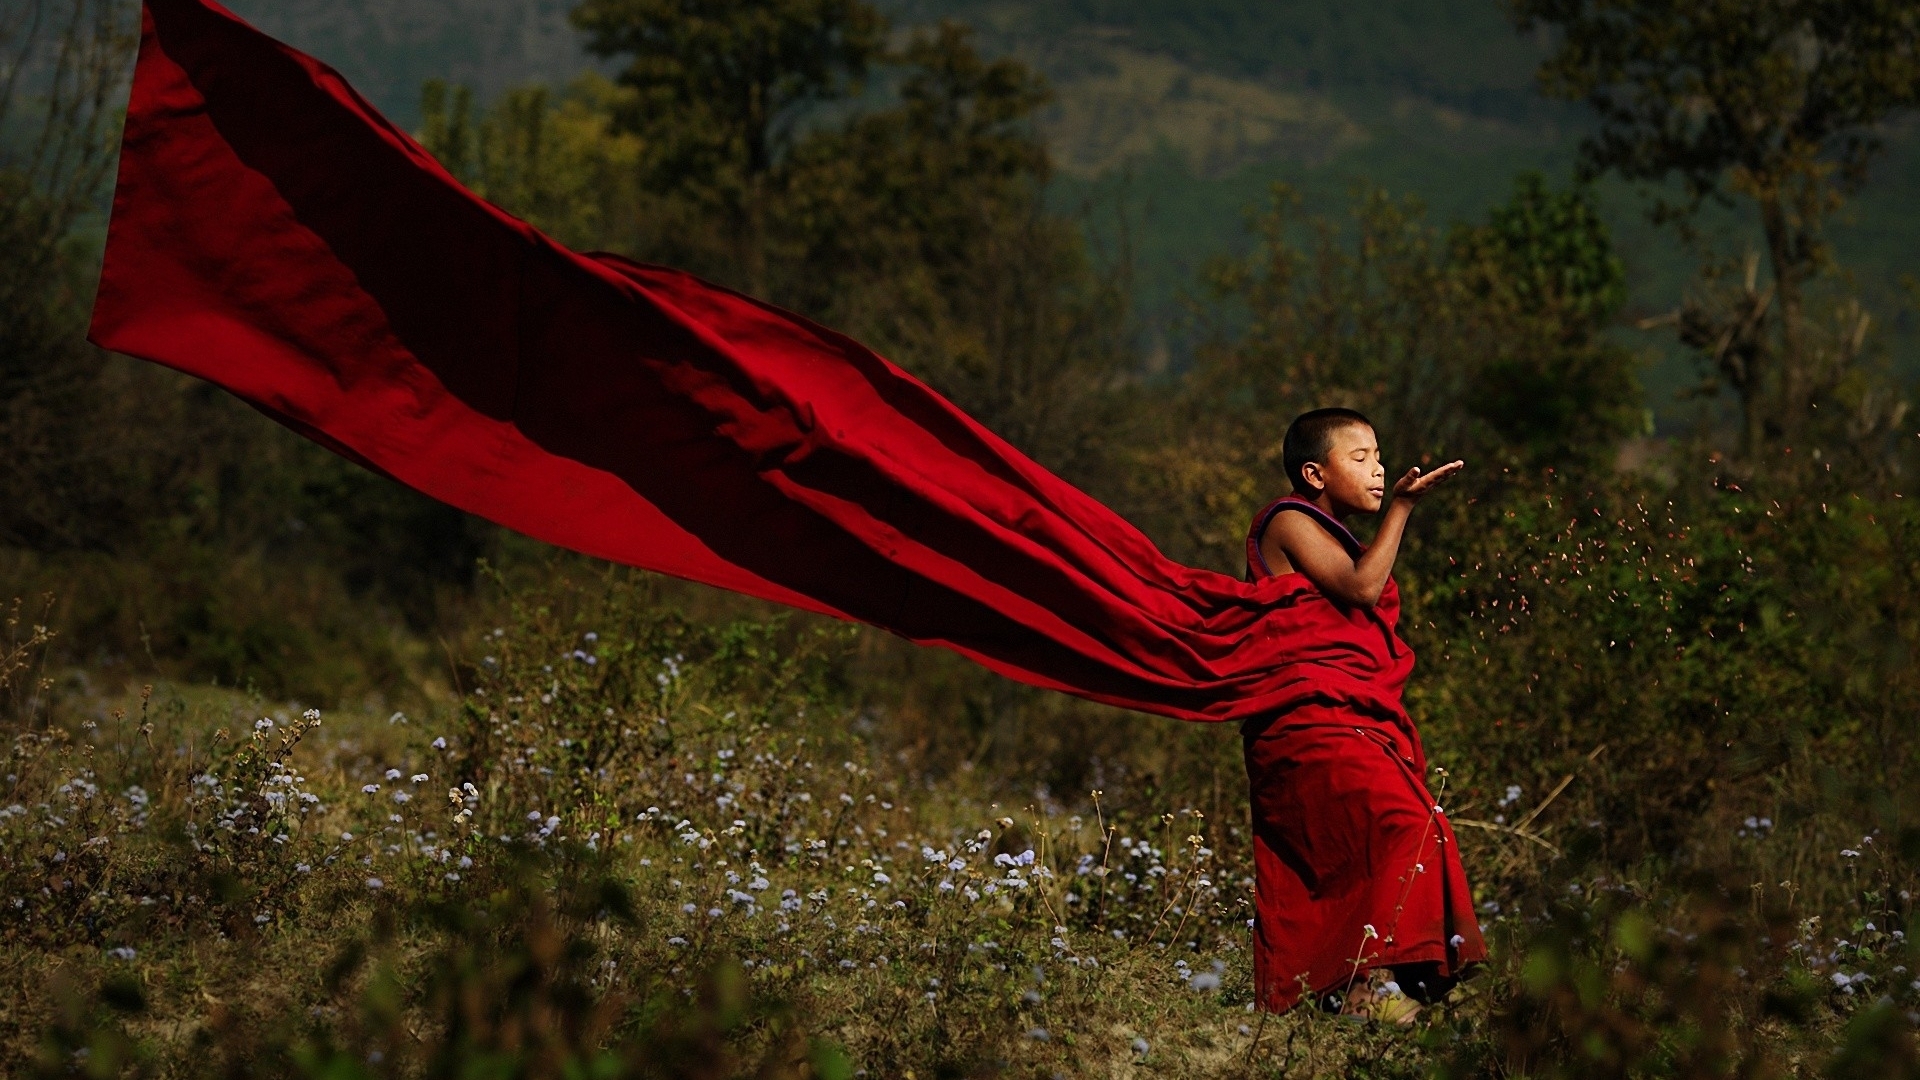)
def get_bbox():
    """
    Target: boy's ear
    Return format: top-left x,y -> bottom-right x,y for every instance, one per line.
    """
1300,461 -> 1326,493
